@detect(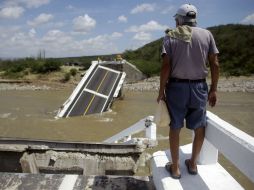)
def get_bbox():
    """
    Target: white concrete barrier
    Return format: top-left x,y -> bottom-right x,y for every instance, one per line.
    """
201,111 -> 254,182
152,111 -> 254,190
103,116 -> 156,144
